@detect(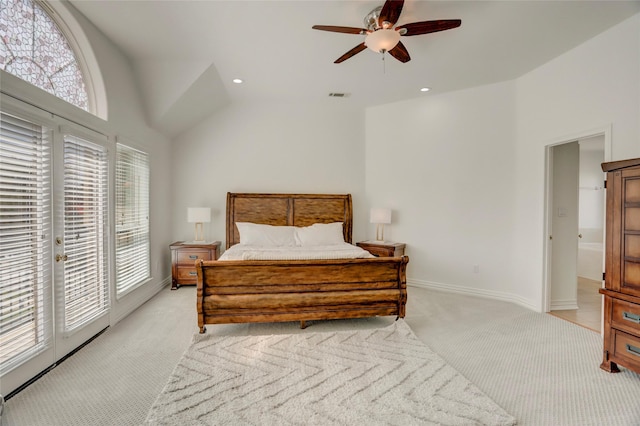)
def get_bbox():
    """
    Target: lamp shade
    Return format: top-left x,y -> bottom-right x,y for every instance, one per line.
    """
187,207 -> 210,223
370,208 -> 391,224
365,29 -> 401,53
